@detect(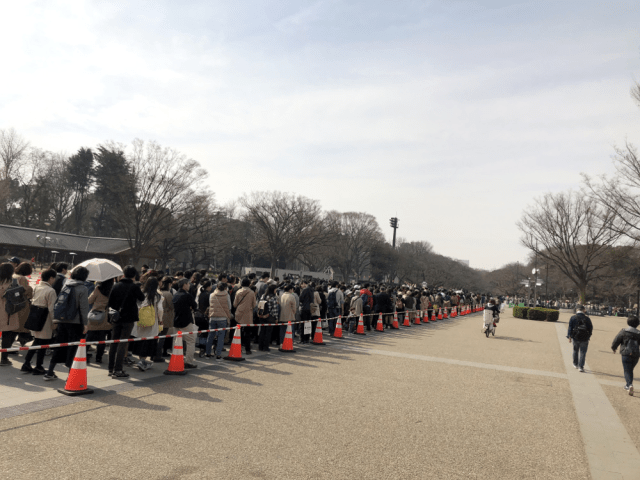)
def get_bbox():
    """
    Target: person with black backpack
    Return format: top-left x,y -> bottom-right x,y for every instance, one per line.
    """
567,304 -> 593,373
44,266 -> 91,380
611,315 -> 640,396
0,262 -> 22,366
